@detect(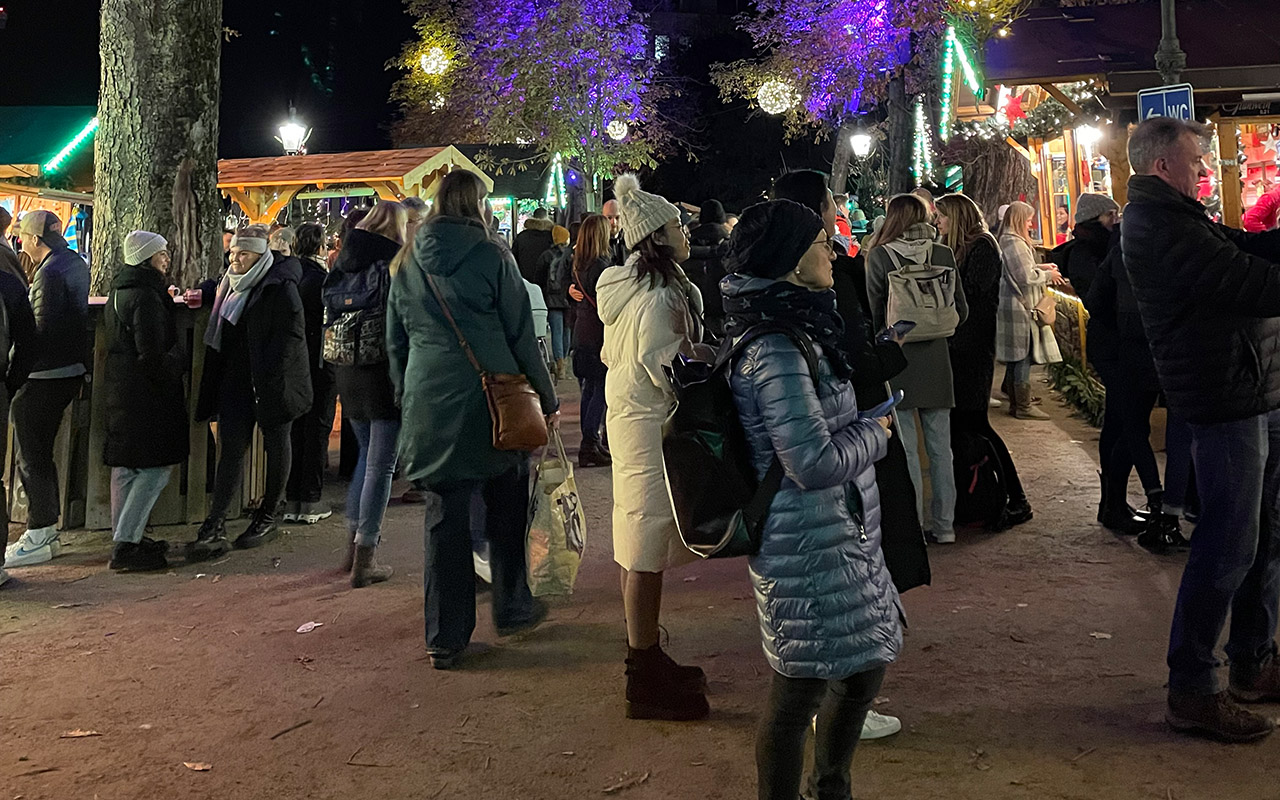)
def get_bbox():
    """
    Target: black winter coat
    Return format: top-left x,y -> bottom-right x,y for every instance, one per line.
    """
534,243 -> 572,309
30,246 -> 89,376
514,219 -> 555,282
683,223 -> 731,338
297,256 -> 334,385
1064,220 -> 1113,303
948,235 -> 1002,411
1088,231 -> 1159,391
830,251 -> 929,594
104,264 -> 189,468
570,255 -> 609,380
326,229 -> 400,420
196,253 -> 313,426
0,269 -> 37,397
1123,175 -> 1280,424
